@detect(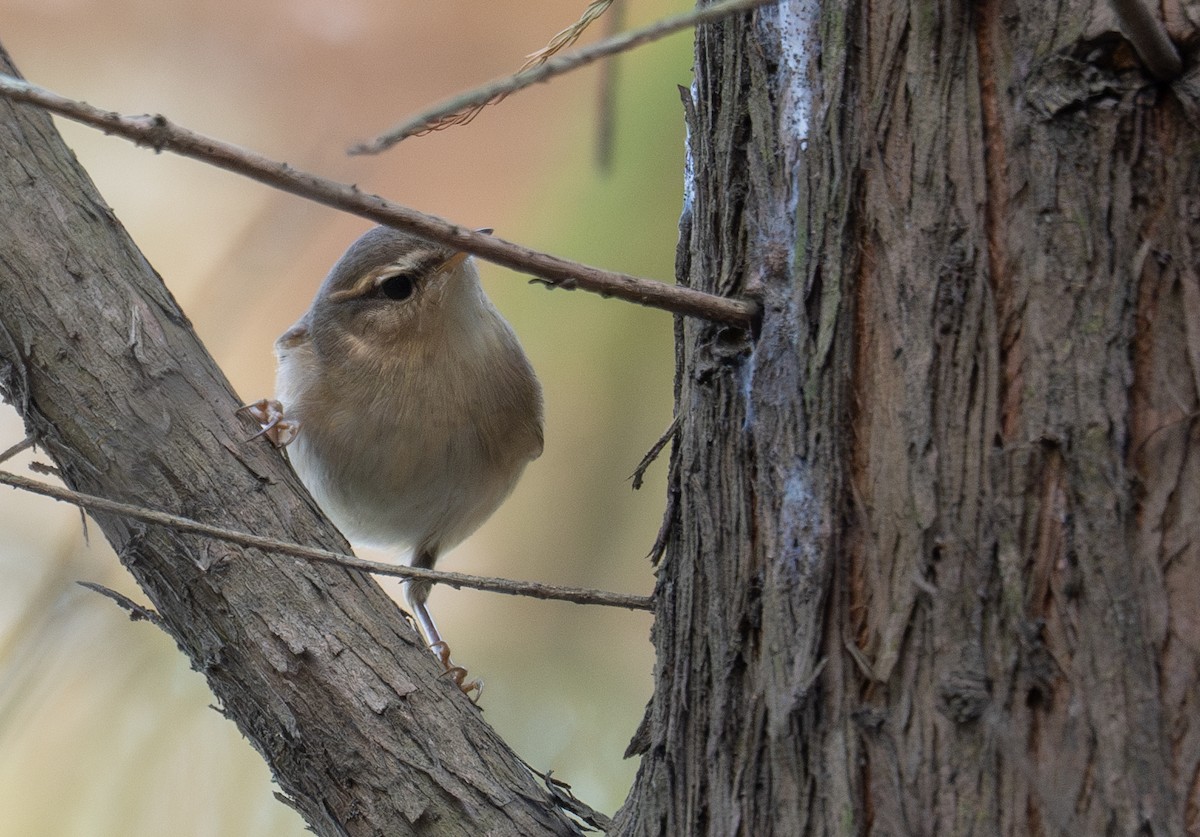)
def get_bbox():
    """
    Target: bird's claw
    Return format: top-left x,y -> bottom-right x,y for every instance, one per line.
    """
429,640 -> 452,667
429,640 -> 483,701
442,666 -> 484,701
238,399 -> 300,447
